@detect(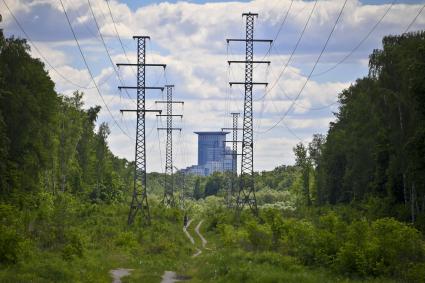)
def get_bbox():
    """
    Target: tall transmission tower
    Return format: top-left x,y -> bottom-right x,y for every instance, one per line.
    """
227,13 -> 272,215
156,85 -> 183,207
117,36 -> 166,225
222,112 -> 241,208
